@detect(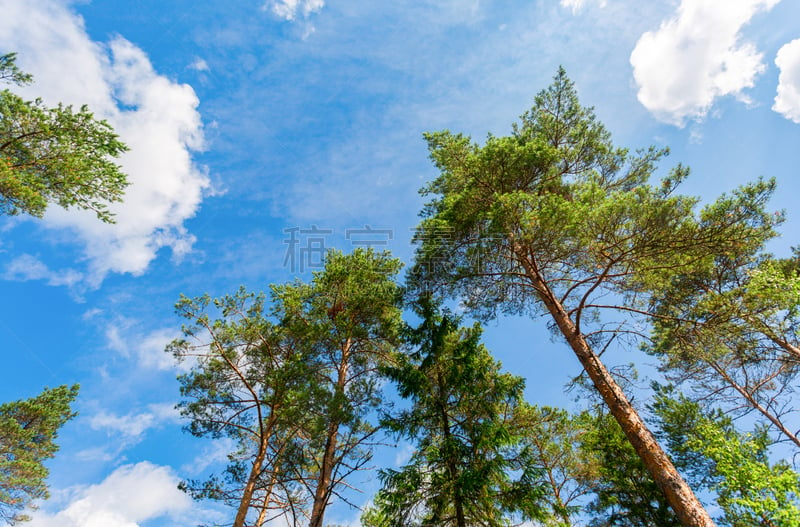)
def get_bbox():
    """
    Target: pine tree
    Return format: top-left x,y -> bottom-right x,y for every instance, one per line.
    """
408,68 -> 777,526
1,52 -> 128,222
0,385 -> 78,524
